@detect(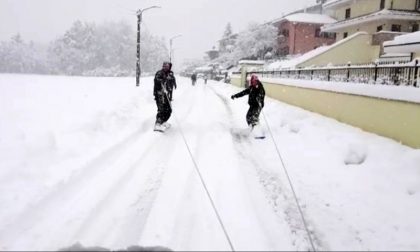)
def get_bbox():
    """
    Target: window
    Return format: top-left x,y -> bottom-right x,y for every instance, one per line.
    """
315,28 -> 321,38
345,8 -> 351,19
391,24 -> 401,32
279,46 -> 289,56
417,0 -> 420,10
343,32 -> 348,39
282,29 -> 289,37
321,32 -> 336,39
413,24 -> 419,32
377,25 -> 383,32
380,0 -> 385,10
